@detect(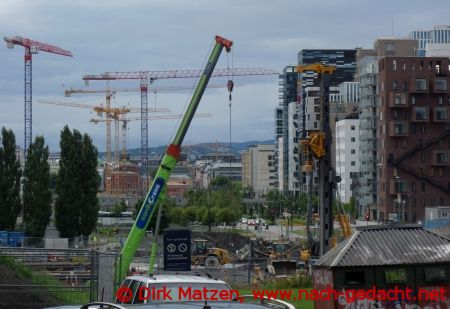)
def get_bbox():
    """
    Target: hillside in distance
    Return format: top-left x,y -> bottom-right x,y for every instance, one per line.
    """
102,140 -> 274,160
